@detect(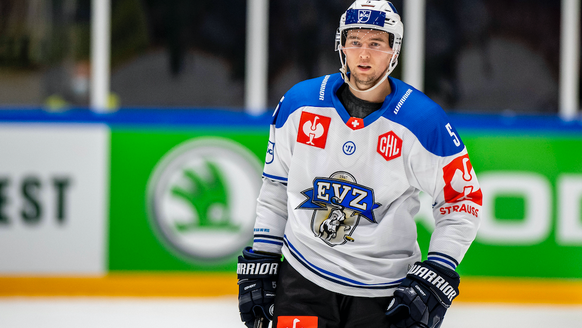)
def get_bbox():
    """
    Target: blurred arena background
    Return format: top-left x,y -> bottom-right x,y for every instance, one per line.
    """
0,0 -> 581,327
